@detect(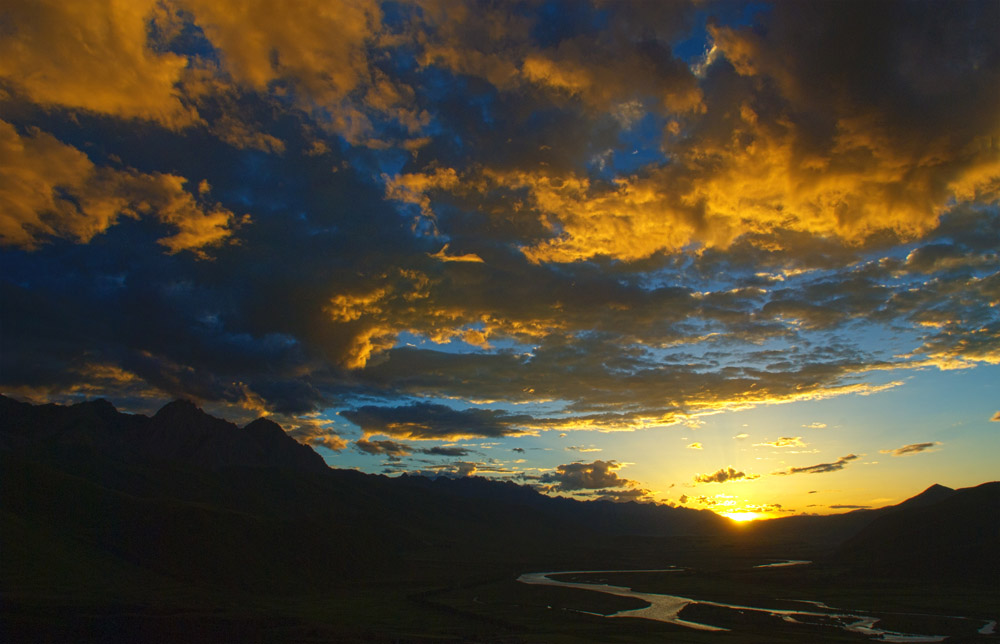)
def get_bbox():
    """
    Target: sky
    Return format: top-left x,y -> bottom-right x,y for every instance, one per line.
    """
1,0 -> 998,519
